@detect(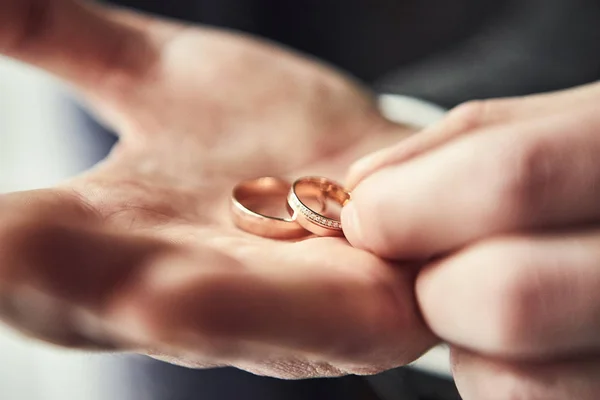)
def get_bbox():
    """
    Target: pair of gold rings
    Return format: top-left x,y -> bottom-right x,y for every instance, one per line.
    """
230,176 -> 351,239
